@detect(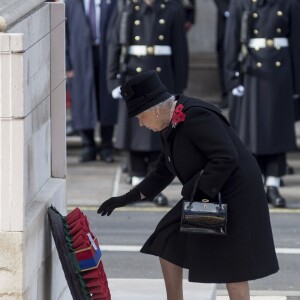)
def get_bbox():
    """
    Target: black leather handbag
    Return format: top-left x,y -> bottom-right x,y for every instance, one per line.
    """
180,171 -> 228,235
